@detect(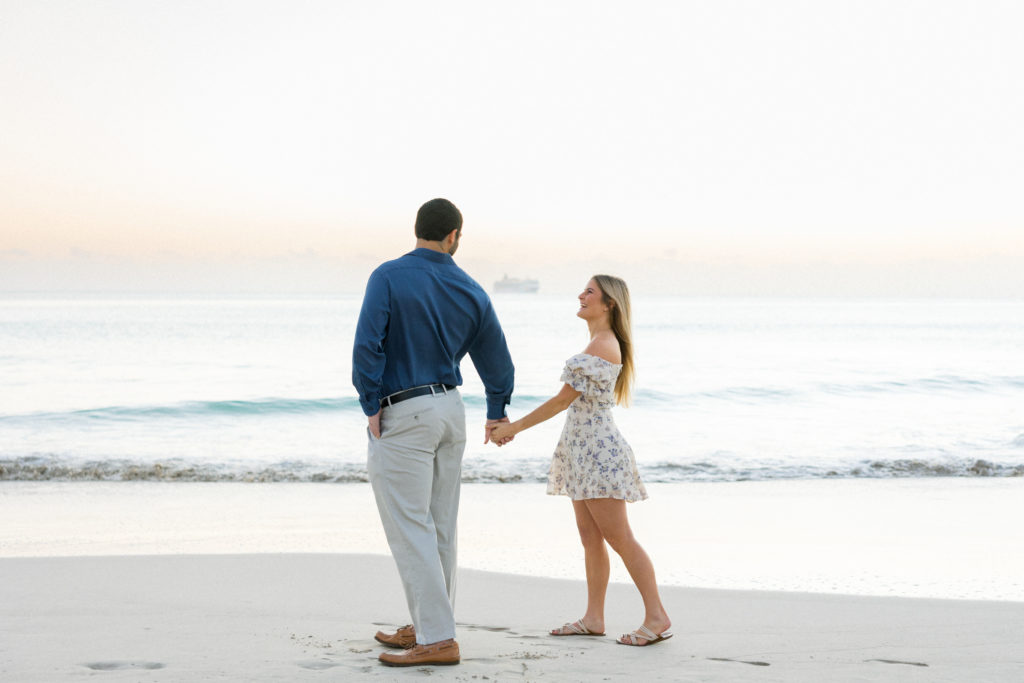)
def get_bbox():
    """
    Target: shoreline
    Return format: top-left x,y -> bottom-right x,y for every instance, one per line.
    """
3,478 -> 1023,602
